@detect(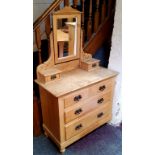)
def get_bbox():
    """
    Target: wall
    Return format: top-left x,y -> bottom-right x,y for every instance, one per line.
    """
108,0 -> 122,126
33,0 -> 54,22
33,0 -> 74,22
33,0 -> 73,44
